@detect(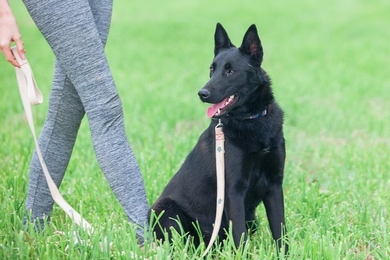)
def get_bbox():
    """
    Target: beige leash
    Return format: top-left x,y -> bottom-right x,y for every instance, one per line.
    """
11,46 -> 94,235
202,119 -> 225,257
